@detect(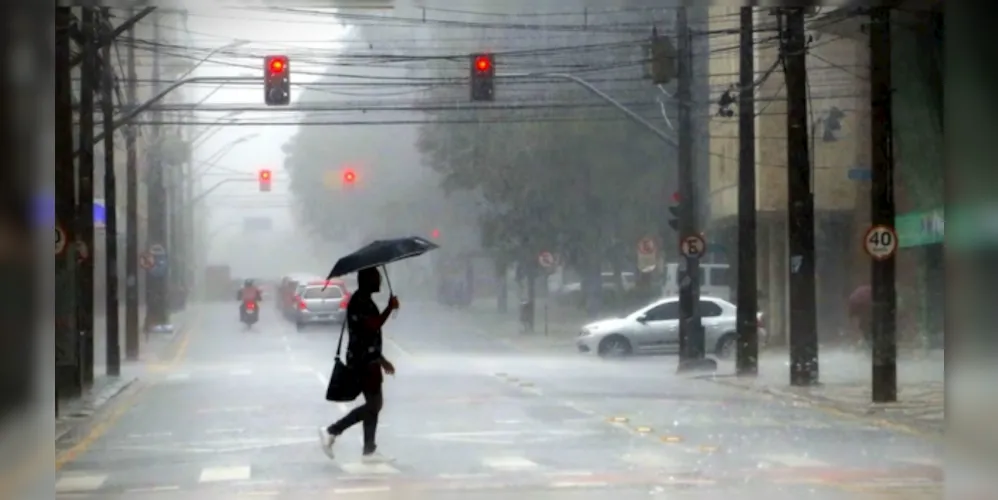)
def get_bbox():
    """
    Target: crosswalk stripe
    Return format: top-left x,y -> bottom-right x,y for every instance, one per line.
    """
55,475 -> 107,492
199,466 -> 251,483
481,456 -> 539,470
340,462 -> 401,475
